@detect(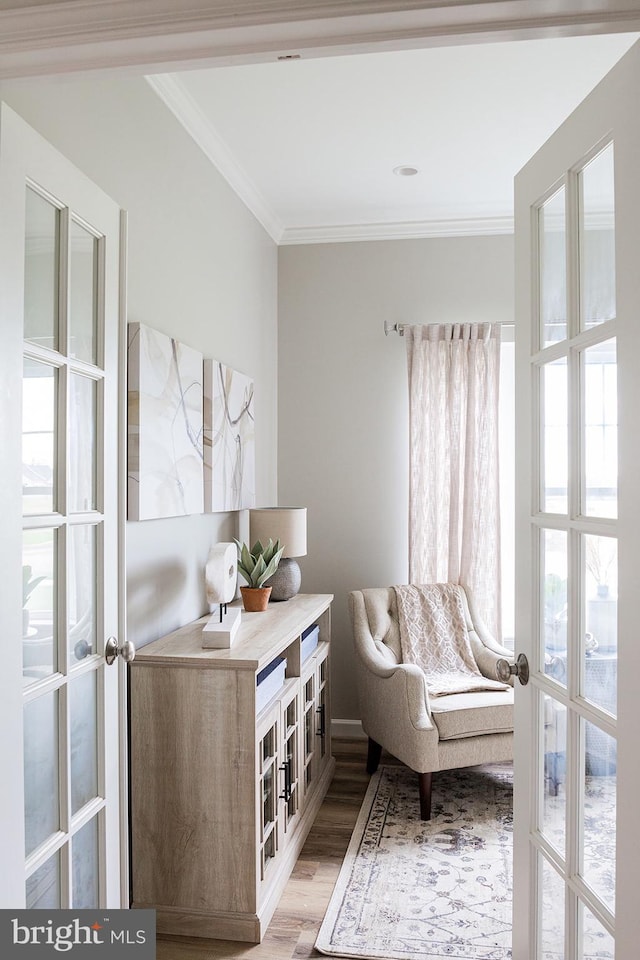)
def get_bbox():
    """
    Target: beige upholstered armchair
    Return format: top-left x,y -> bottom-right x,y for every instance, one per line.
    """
349,584 -> 514,820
